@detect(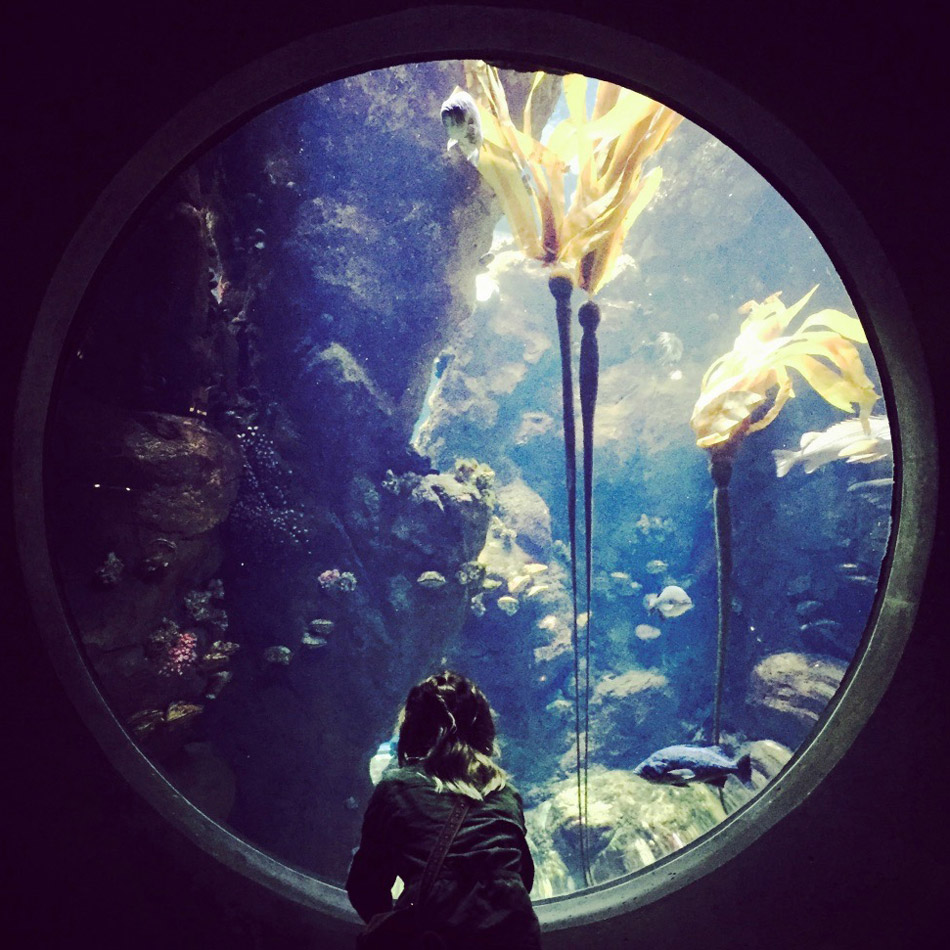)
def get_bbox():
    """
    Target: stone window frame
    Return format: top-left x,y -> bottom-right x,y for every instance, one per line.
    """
12,5 -> 934,939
